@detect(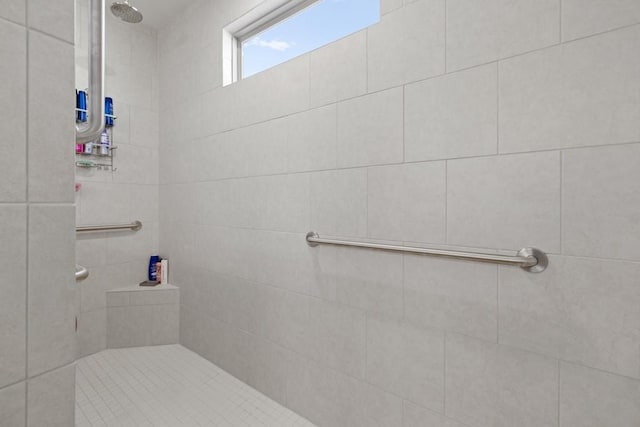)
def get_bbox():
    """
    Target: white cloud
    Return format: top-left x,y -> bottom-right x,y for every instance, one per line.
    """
246,37 -> 293,52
